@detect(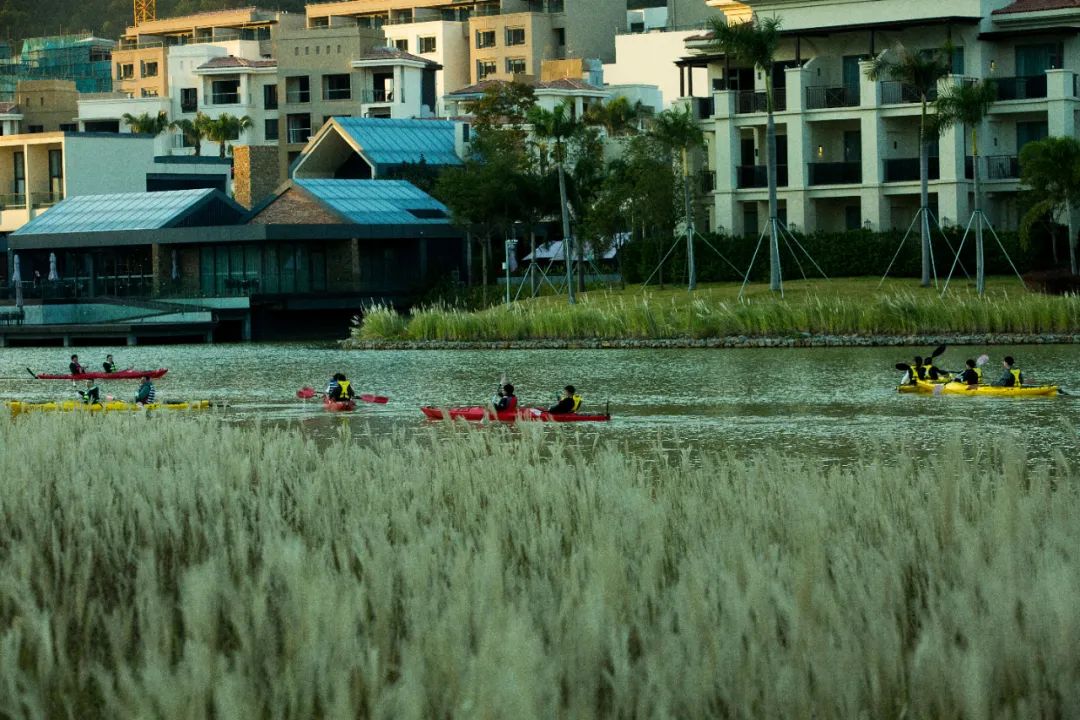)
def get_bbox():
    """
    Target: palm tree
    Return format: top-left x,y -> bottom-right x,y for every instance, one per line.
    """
205,113 -> 254,159
121,111 -> 169,135
935,79 -> 997,294
708,14 -> 783,291
1019,136 -> 1080,276
584,96 -> 644,137
651,107 -> 705,290
867,45 -> 953,287
169,112 -> 212,157
528,101 -> 581,303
